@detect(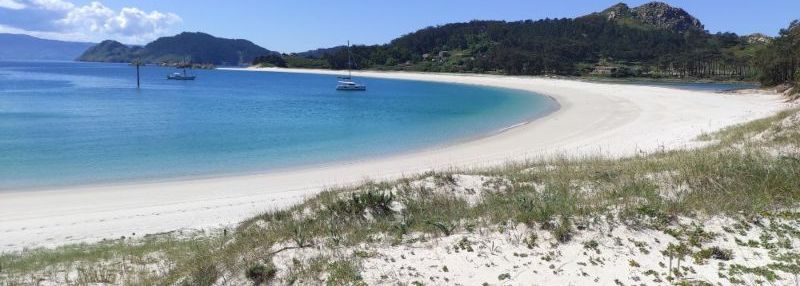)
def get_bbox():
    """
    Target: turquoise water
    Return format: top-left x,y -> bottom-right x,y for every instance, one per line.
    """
0,61 -> 557,189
